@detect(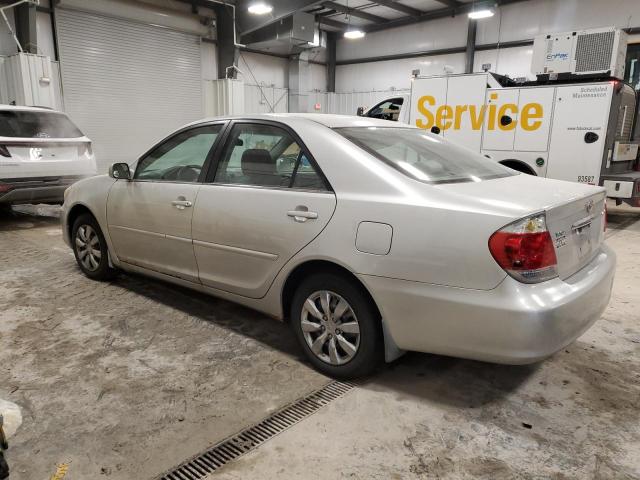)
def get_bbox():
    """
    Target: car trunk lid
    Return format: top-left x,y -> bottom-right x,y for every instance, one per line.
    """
435,174 -> 607,280
1,139 -> 95,178
545,190 -> 606,280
